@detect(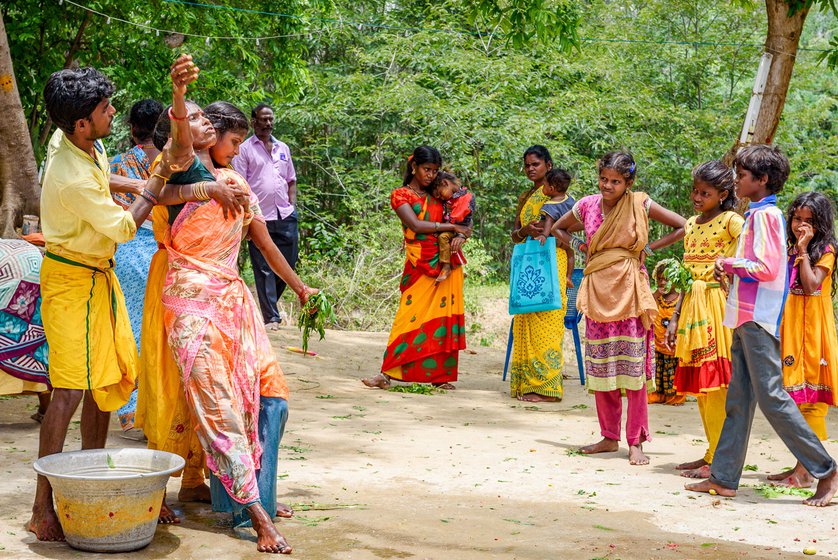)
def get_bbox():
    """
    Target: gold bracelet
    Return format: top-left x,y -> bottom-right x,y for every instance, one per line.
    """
194,182 -> 211,201
152,172 -> 169,185
177,184 -> 184,202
